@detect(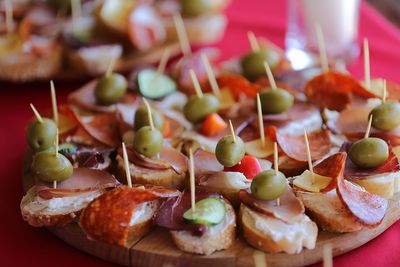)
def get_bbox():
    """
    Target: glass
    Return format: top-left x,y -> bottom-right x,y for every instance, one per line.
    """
285,0 -> 361,70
